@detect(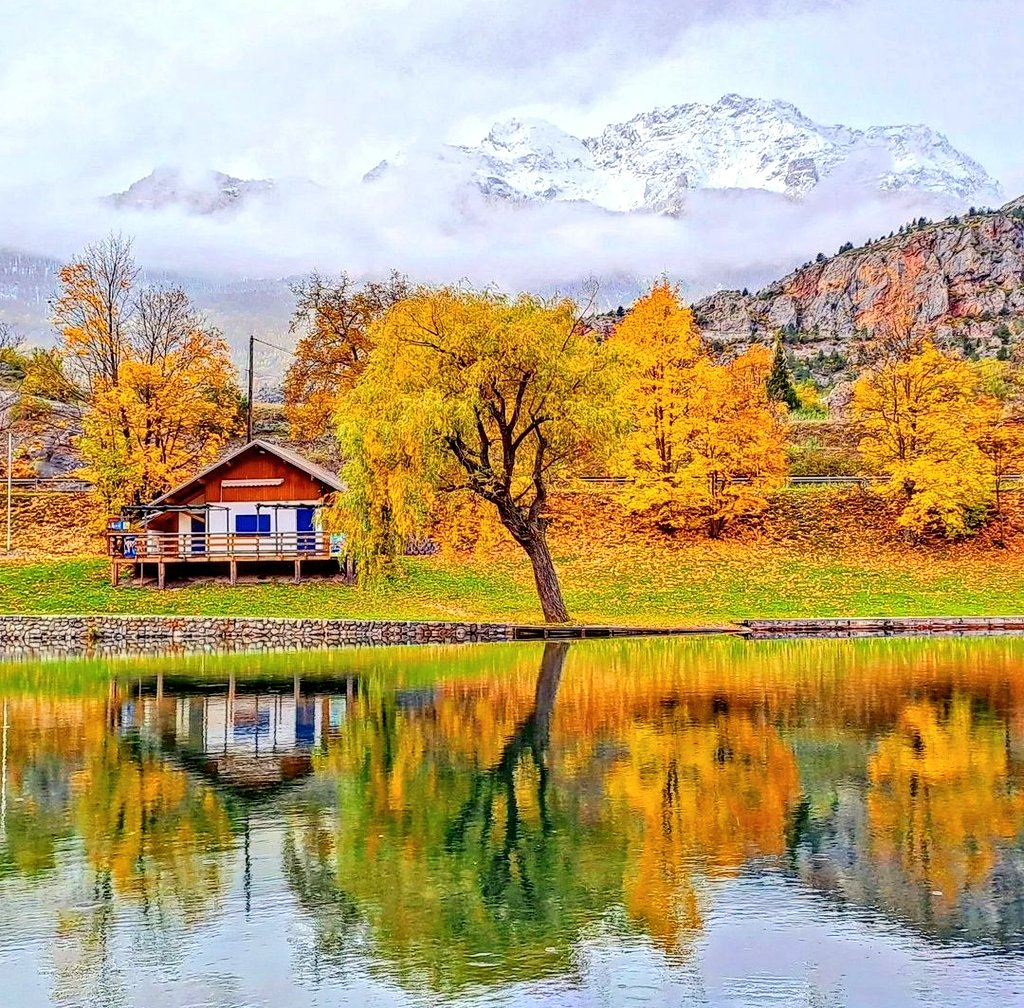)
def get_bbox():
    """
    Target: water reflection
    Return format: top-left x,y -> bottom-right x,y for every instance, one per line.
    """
0,637 -> 1023,1006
